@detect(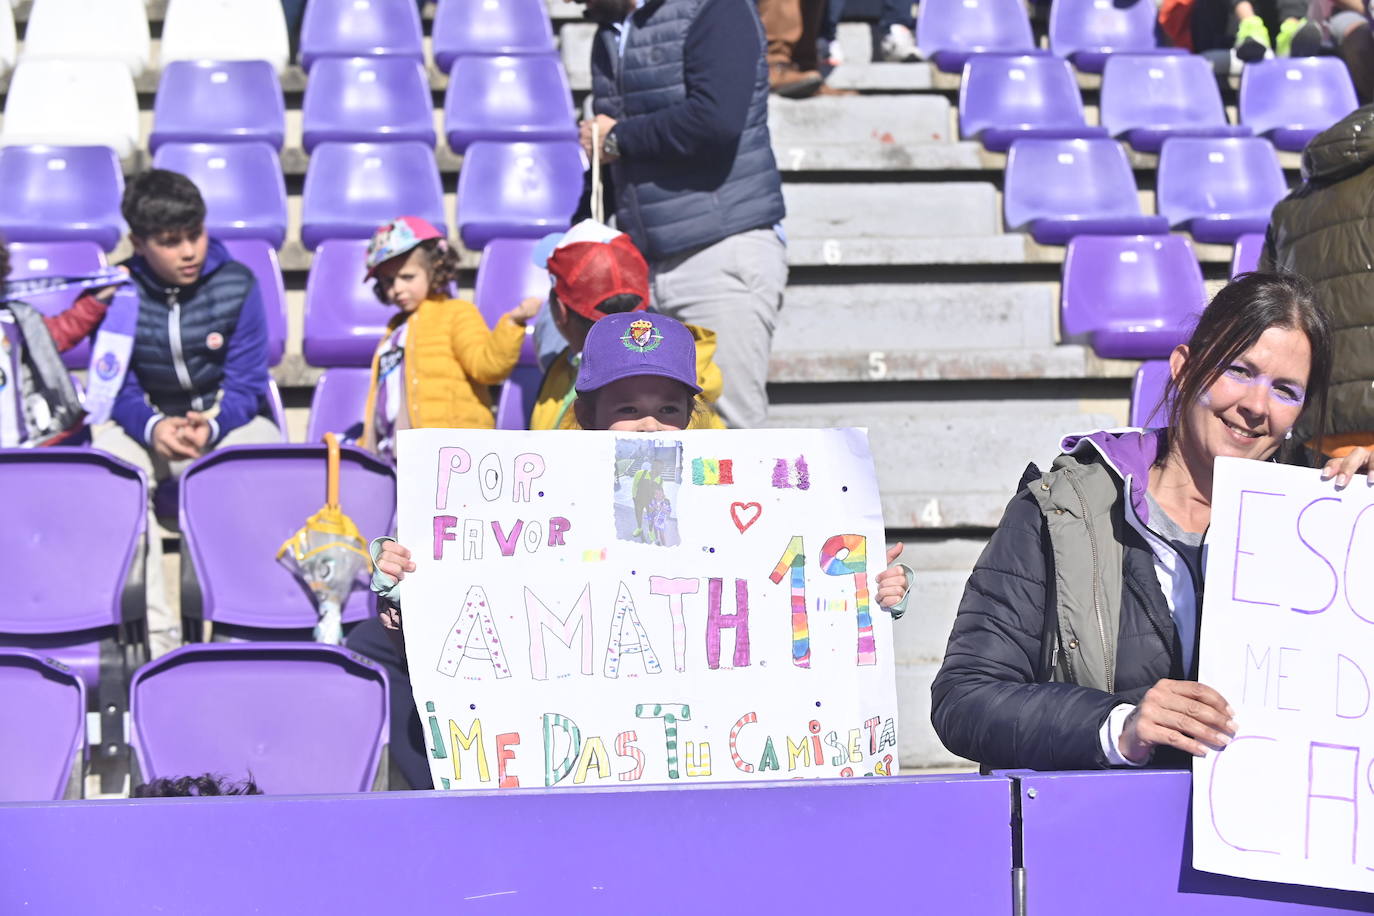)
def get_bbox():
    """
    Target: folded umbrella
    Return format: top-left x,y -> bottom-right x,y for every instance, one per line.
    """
276,432 -> 371,644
